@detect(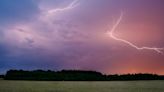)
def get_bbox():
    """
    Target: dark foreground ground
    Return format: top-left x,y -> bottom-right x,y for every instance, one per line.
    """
0,79 -> 164,92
